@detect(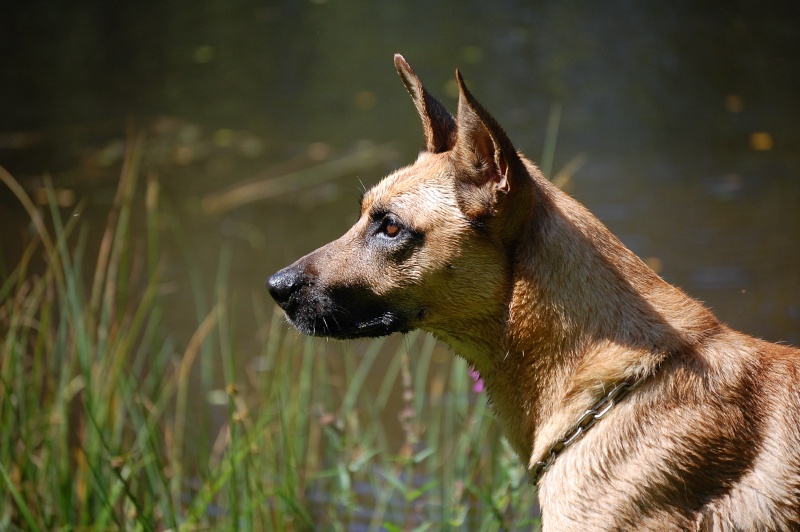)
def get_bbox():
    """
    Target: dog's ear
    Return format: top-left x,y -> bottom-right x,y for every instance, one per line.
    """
394,54 -> 457,153
452,69 -> 527,221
